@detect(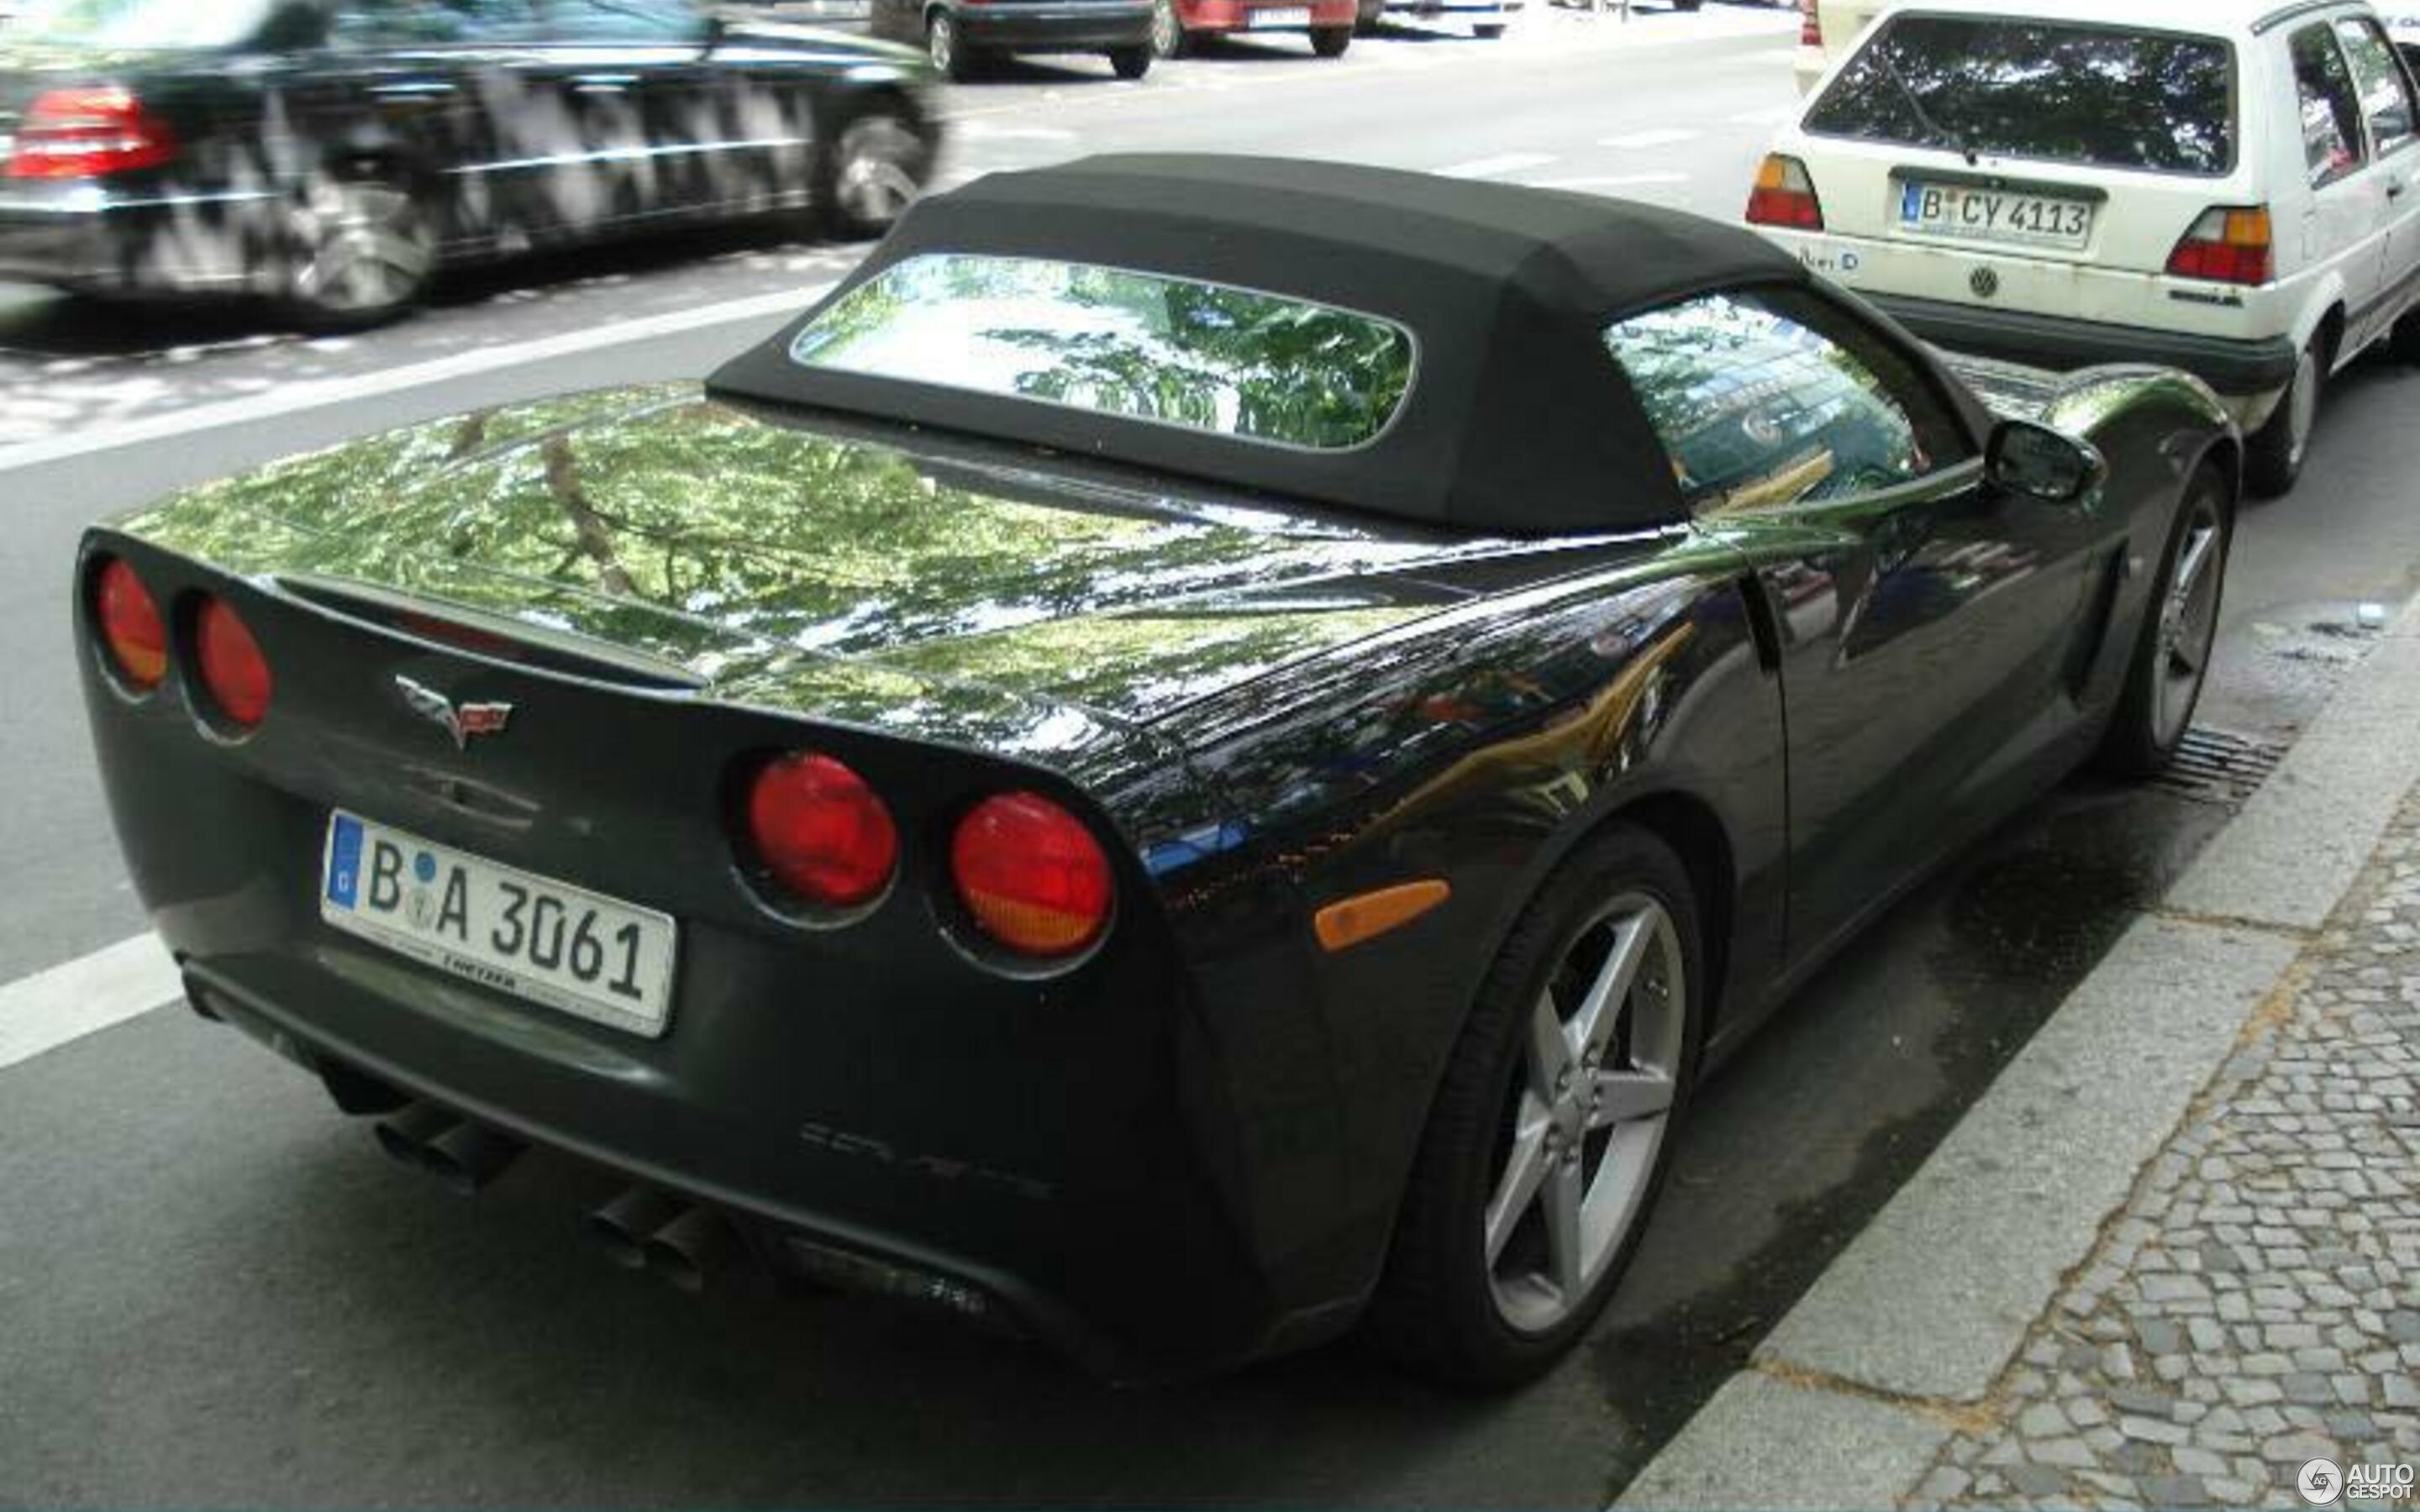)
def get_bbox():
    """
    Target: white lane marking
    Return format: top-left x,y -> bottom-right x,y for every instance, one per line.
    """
1728,103 -> 1798,126
1531,172 -> 1691,190
0,281 -> 838,476
0,933 -> 182,1073
1599,128 -> 1702,150
1439,152 -> 1560,179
